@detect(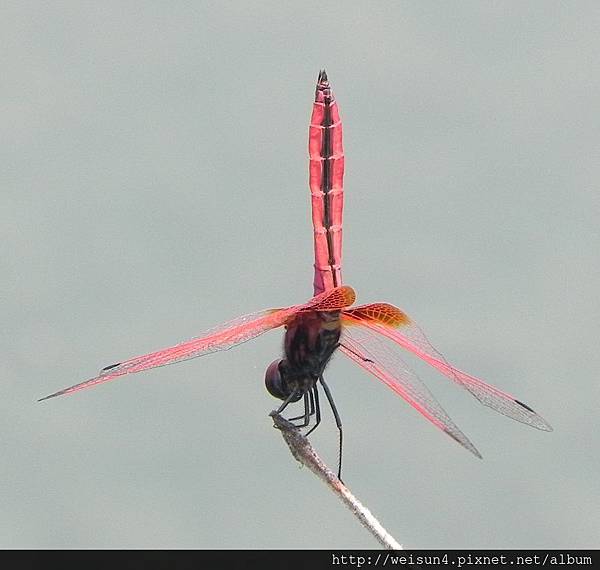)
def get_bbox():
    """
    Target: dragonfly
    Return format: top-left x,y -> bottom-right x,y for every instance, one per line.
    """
40,71 -> 552,474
